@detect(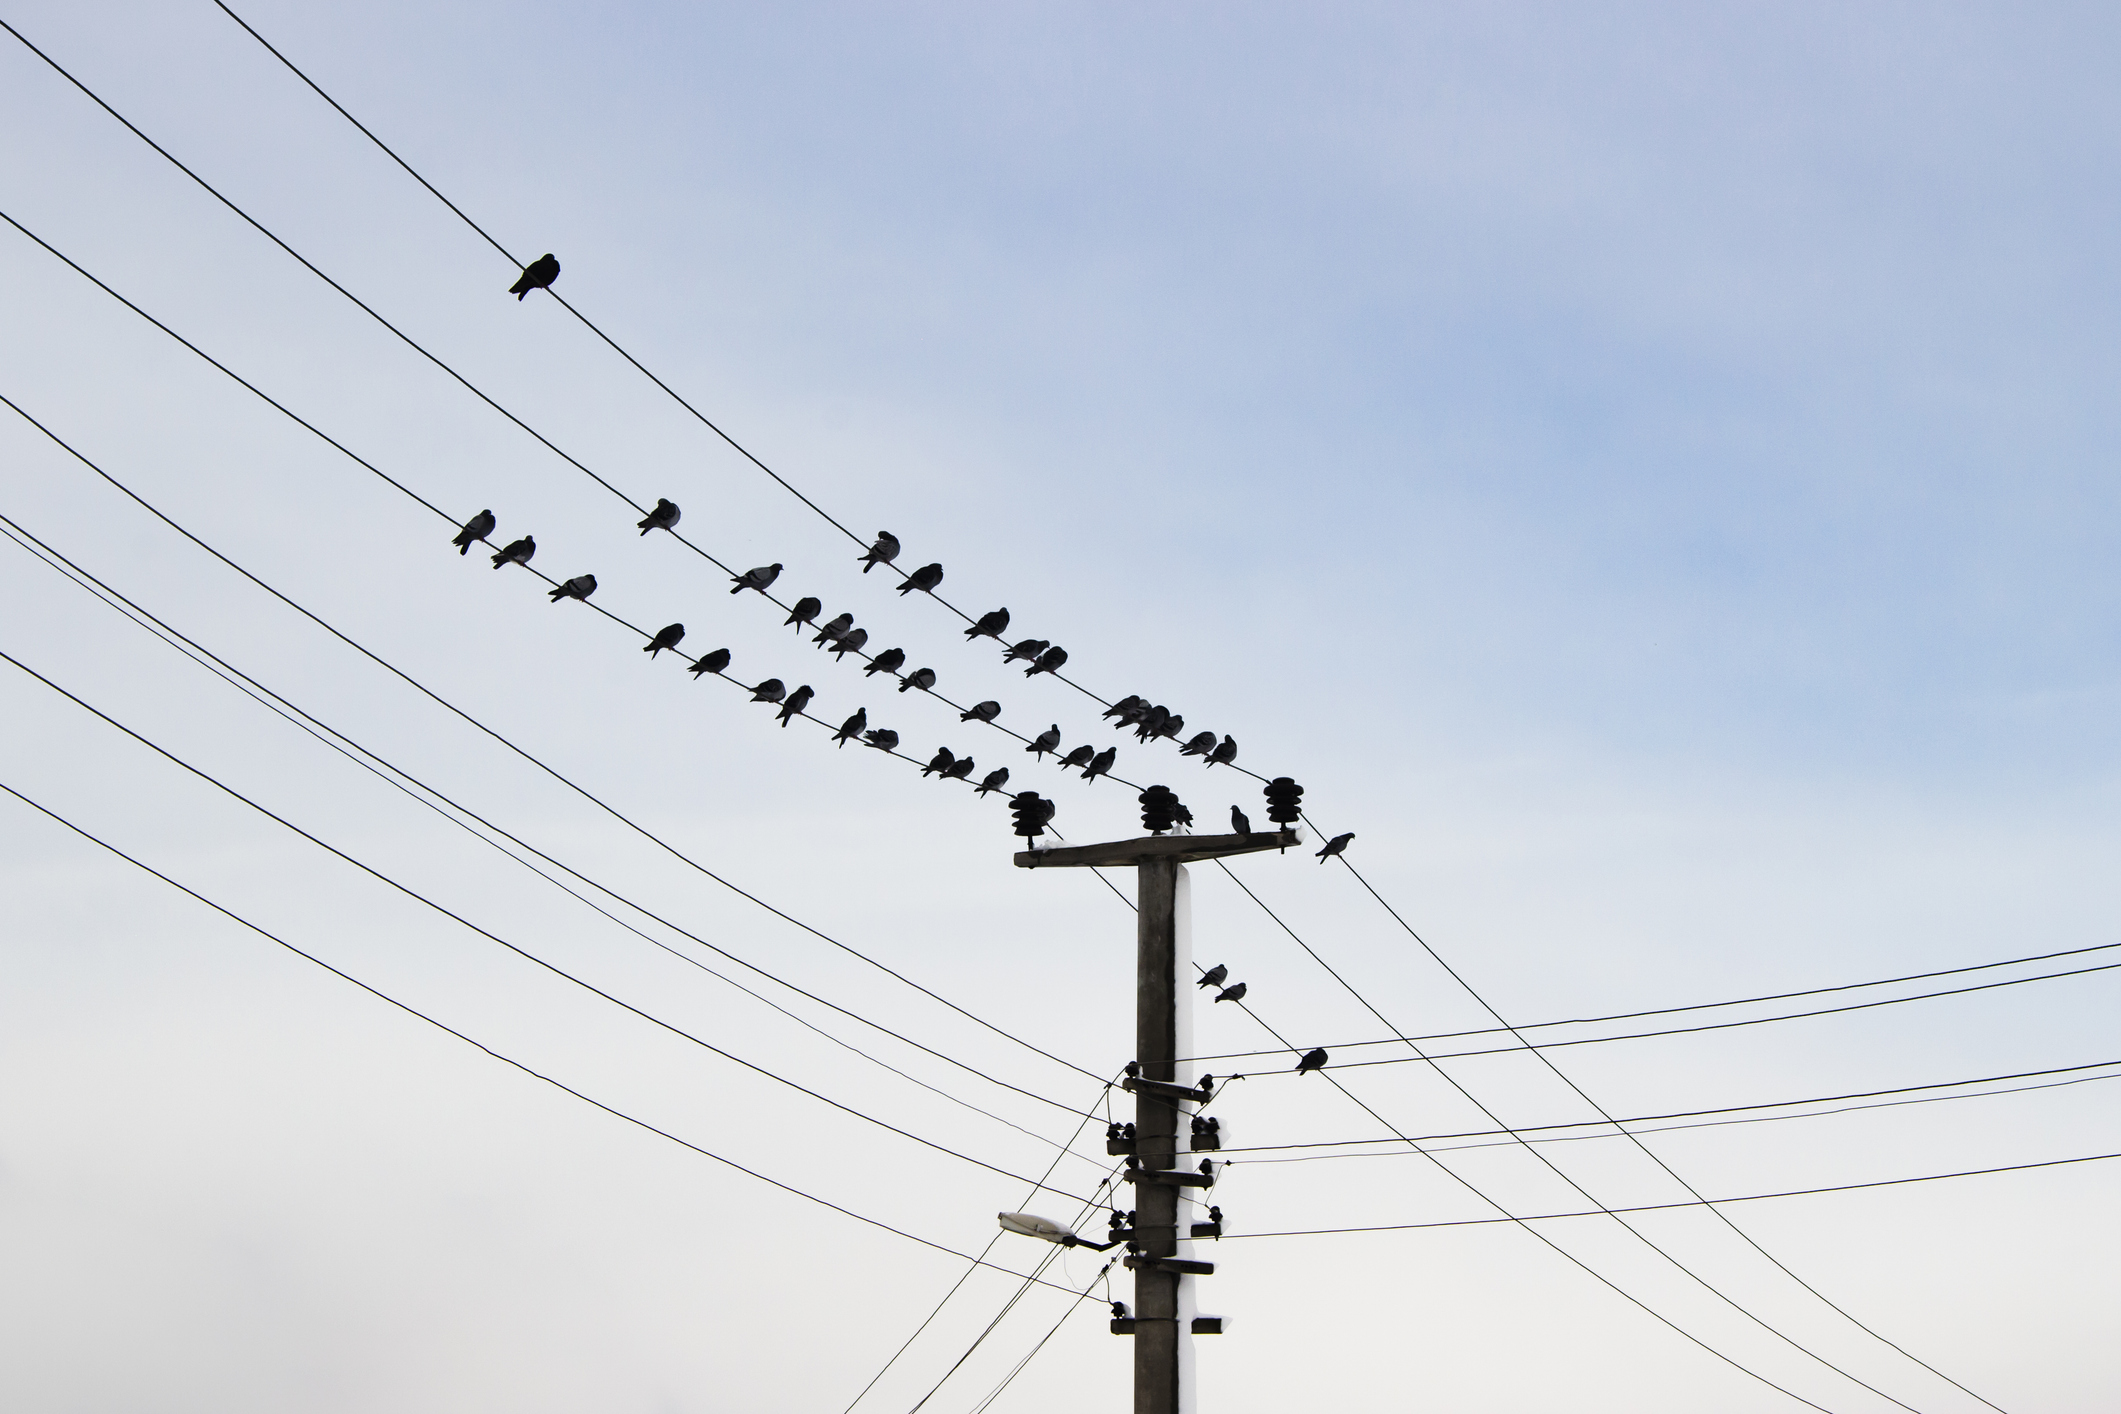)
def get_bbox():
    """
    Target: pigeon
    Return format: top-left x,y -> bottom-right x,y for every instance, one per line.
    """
898,668 -> 936,694
1207,1205 -> 1222,1225
784,597 -> 822,630
776,684 -> 814,726
688,648 -> 730,678
922,747 -> 957,778
863,728 -> 899,752
547,573 -> 596,602
966,608 -> 1010,641
1116,700 -> 1152,728
1059,745 -> 1095,771
858,532 -> 900,574
1135,706 -> 1171,742
1214,982 -> 1248,1004
1180,731 -> 1219,758
451,509 -> 495,554
897,562 -> 944,595
643,623 -> 686,656
750,678 -> 786,703
508,253 -> 559,299
1230,805 -> 1252,836
1205,736 -> 1237,769
960,700 -> 1001,724
1172,801 -> 1194,828
1026,645 -> 1068,677
730,563 -> 783,595
1003,638 -> 1050,664
833,708 -> 867,746
939,755 -> 975,783
829,628 -> 869,659
1110,1301 -> 1130,1320
975,767 -> 1011,797
636,498 -> 681,535
1156,714 -> 1185,742
813,613 -> 855,645
1316,832 -> 1354,863
1026,725 -> 1061,759
1197,964 -> 1229,990
1082,747 -> 1115,782
1102,695 -> 1144,722
864,647 -> 907,677
1295,1047 -> 1328,1074
490,534 -> 535,568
